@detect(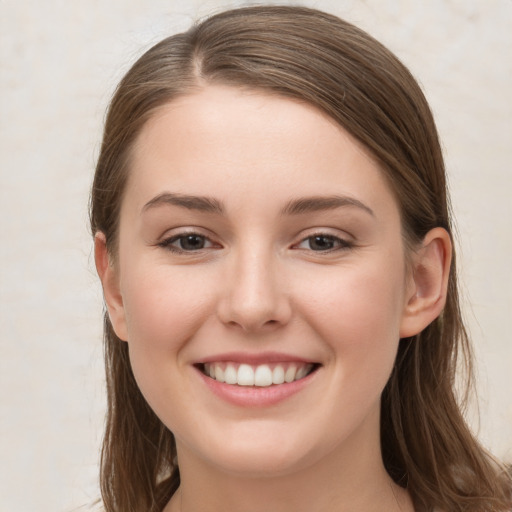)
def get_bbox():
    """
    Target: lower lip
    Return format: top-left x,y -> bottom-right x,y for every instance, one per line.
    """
196,367 -> 318,407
